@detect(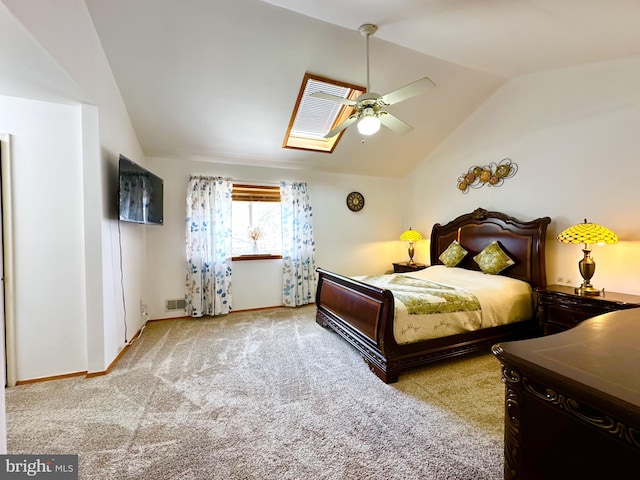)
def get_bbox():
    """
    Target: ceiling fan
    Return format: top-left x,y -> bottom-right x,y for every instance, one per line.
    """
312,23 -> 436,138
